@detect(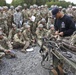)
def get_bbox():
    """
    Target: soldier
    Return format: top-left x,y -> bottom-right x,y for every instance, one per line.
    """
3,6 -> 9,36
13,29 -> 32,53
71,7 -> 76,24
22,4 -> 29,23
7,6 -> 15,31
66,5 -> 73,17
35,7 -> 42,23
70,34 -> 76,46
27,15 -> 37,36
40,5 -> 48,21
0,7 -> 7,35
36,24 -> 47,47
36,24 -> 48,54
8,24 -> 17,42
22,25 -> 35,52
47,10 -> 55,30
13,29 -> 25,49
13,7 -> 23,28
0,31 -> 13,58
38,18 -> 47,29
47,25 -> 55,39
